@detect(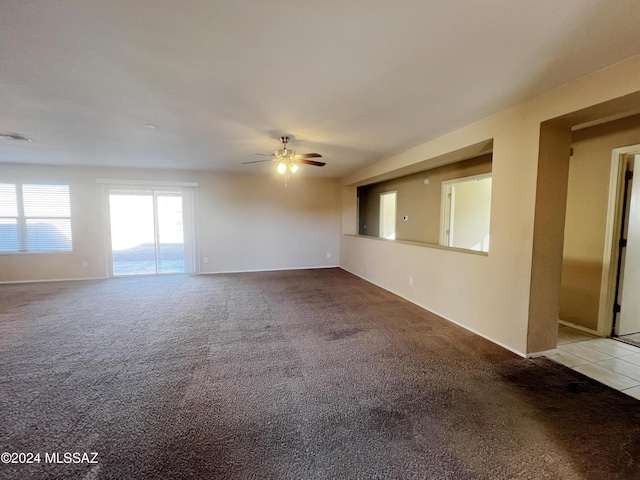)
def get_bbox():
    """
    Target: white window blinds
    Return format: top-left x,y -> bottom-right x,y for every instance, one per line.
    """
0,183 -> 72,253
